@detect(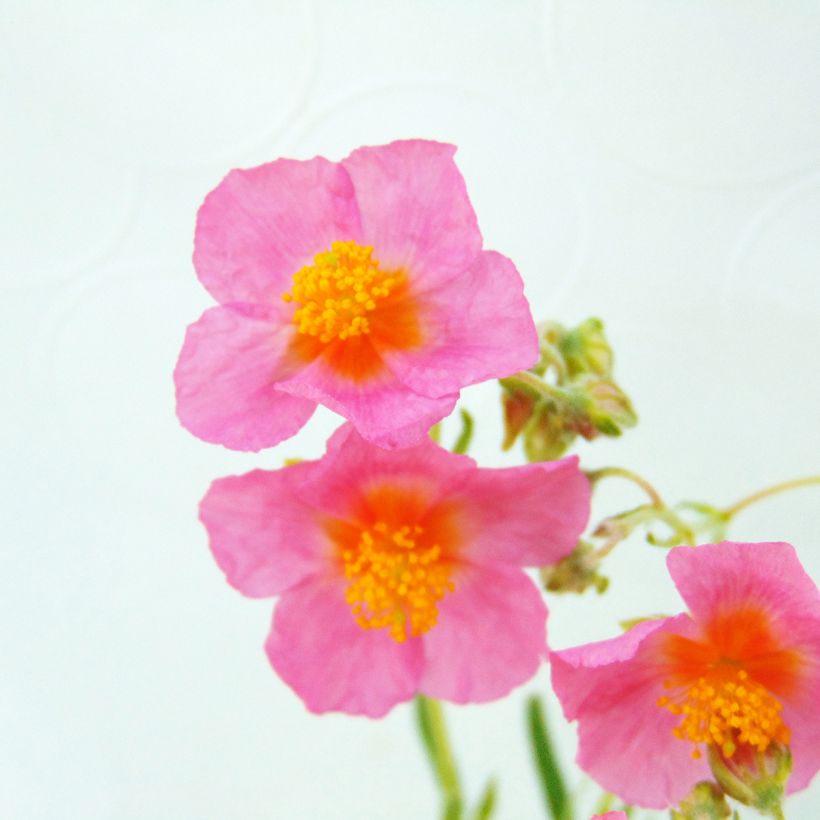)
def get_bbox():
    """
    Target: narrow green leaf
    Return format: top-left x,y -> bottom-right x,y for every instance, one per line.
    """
592,793 -> 614,815
527,696 -> 571,820
444,796 -> 463,820
415,696 -> 463,820
452,408 -> 474,455
415,695 -> 437,765
472,779 -> 497,820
